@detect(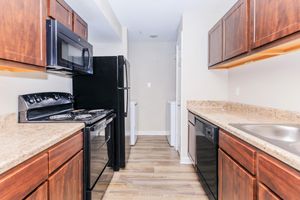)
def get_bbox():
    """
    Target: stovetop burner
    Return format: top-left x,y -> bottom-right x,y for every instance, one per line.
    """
88,109 -> 105,113
72,109 -> 85,114
49,114 -> 72,120
74,114 -> 93,120
44,109 -> 112,125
